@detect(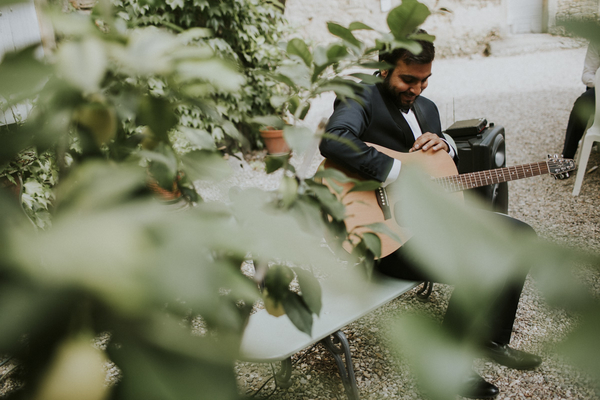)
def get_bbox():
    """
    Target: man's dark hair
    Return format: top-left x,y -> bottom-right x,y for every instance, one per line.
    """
379,29 -> 435,71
